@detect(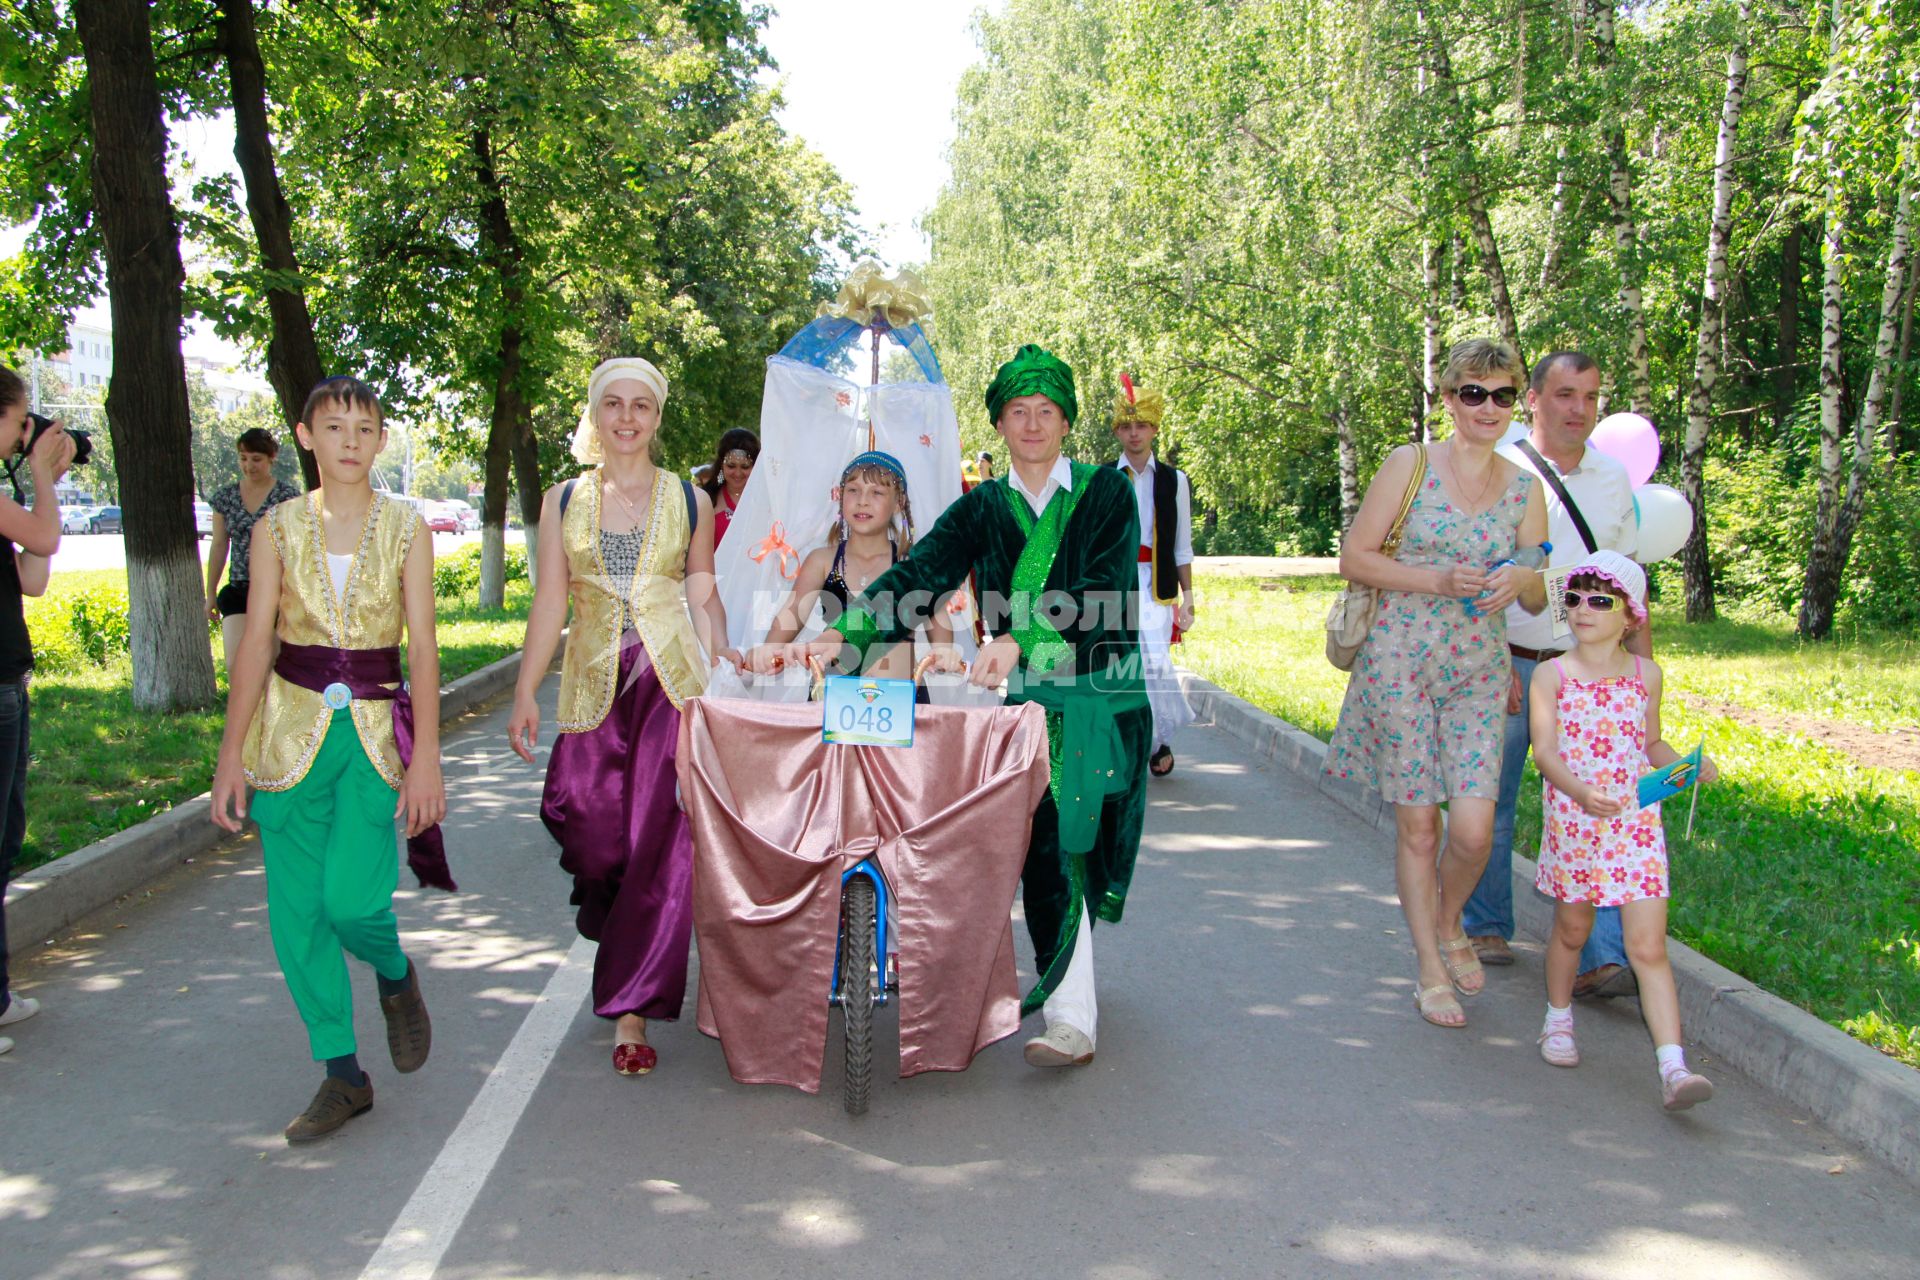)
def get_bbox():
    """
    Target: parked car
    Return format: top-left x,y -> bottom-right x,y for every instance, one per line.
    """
88,506 -> 123,534
194,500 -> 214,538
61,506 -> 95,534
423,501 -> 463,534
445,498 -> 480,532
